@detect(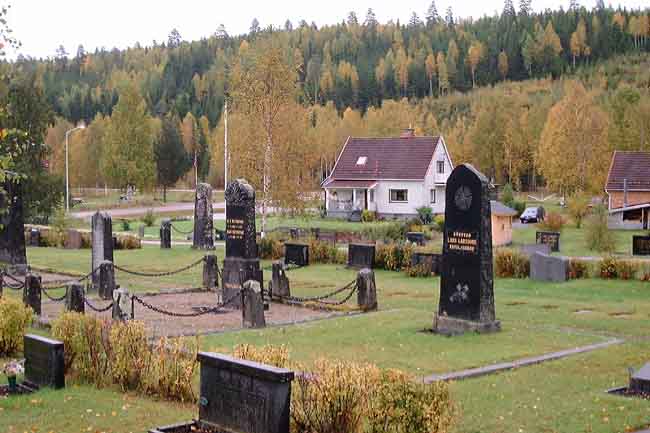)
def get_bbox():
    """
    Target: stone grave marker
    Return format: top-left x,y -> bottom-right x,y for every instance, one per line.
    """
270,261 -> 290,298
91,212 -> 114,288
0,179 -> 27,274
242,280 -> 266,328
203,255 -> 219,291
356,268 -> 378,311
284,242 -> 309,267
406,232 -> 425,246
160,219 -> 172,249
411,252 -> 442,275
222,179 -> 261,309
434,163 -> 500,336
23,273 -> 42,316
64,229 -> 83,249
536,231 -> 560,252
28,228 -> 41,247
23,334 -> 65,390
530,252 -> 568,282
193,183 -> 214,250
630,363 -> 650,394
98,260 -> 116,300
520,243 -> 552,257
348,243 -> 375,269
138,225 -> 145,239
633,236 -> 650,256
65,282 -> 85,313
